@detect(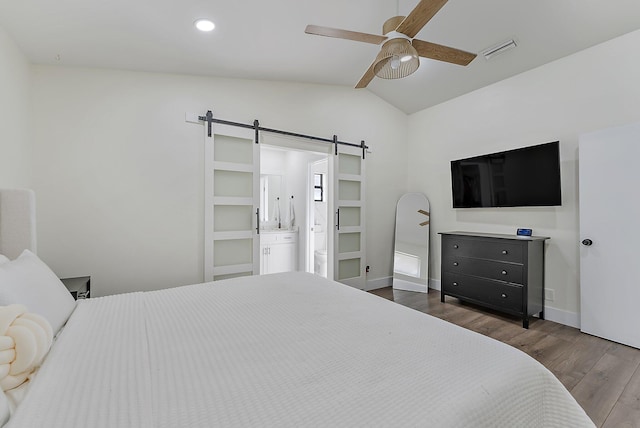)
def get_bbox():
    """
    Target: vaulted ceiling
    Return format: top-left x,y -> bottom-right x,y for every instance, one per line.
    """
2,0 -> 640,113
